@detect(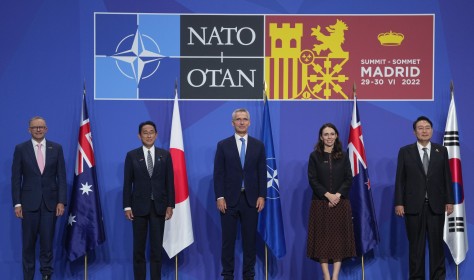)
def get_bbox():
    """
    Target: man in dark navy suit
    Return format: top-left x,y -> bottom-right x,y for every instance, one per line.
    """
214,108 -> 267,280
395,116 -> 454,280
123,120 -> 174,280
11,116 -> 67,280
